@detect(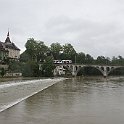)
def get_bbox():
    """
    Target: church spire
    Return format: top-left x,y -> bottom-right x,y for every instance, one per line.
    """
7,30 -> 9,37
5,30 -> 11,44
